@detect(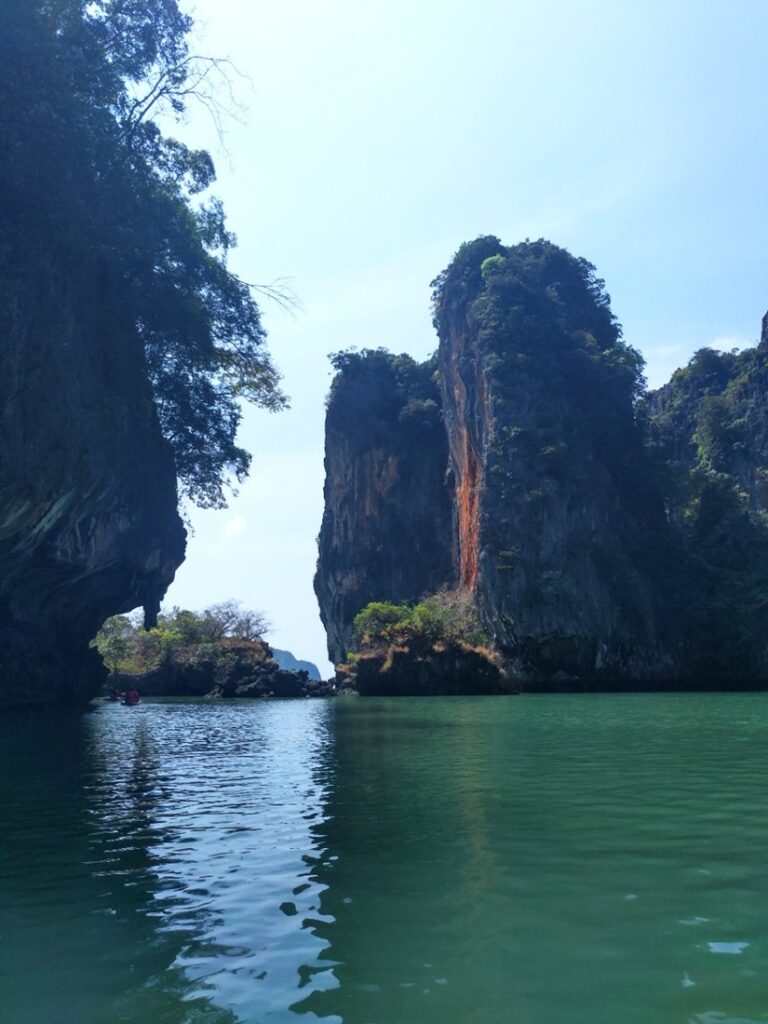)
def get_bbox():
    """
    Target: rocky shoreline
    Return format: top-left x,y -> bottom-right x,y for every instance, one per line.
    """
108,639 -> 334,701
